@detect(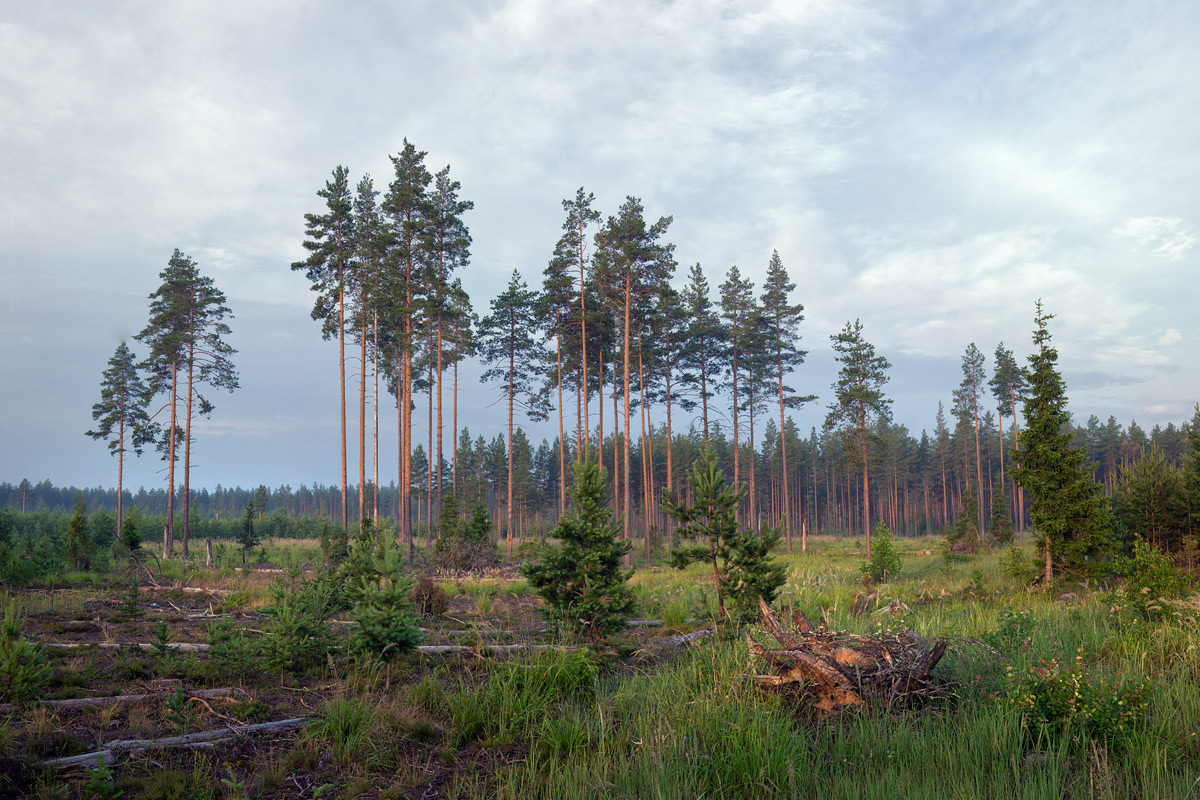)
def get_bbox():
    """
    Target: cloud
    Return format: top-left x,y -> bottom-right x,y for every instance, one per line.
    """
1115,217 -> 1197,261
